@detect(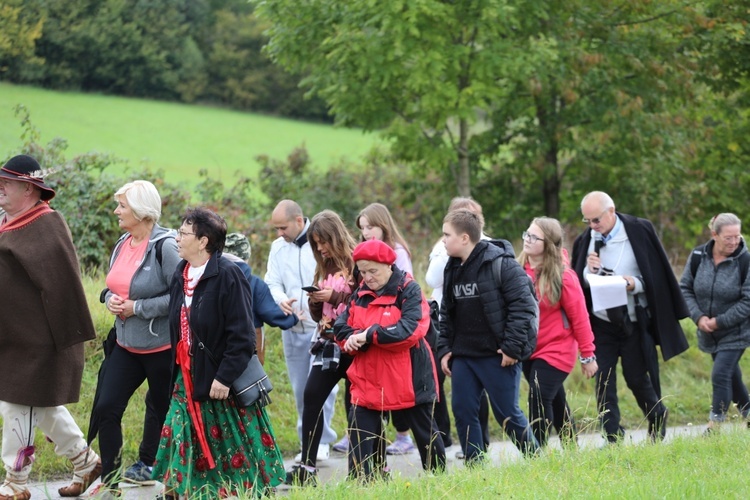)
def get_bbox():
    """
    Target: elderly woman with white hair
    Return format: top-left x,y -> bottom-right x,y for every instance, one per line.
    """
93,180 -> 179,496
